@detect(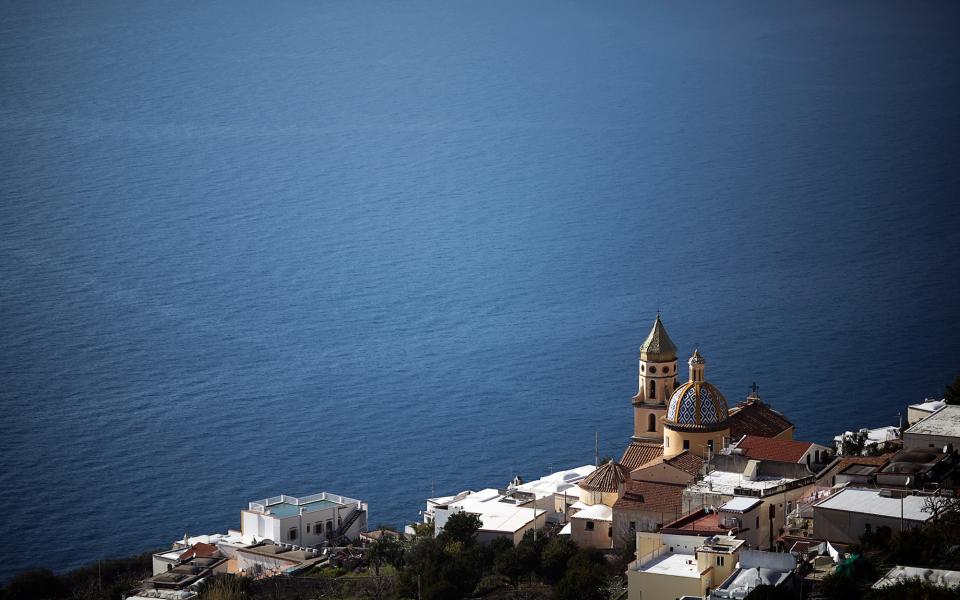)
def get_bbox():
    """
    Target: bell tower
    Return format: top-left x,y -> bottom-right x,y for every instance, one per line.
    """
632,314 -> 679,441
